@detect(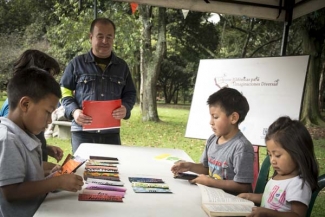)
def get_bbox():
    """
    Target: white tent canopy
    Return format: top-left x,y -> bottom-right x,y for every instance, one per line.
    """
113,0 -> 325,22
